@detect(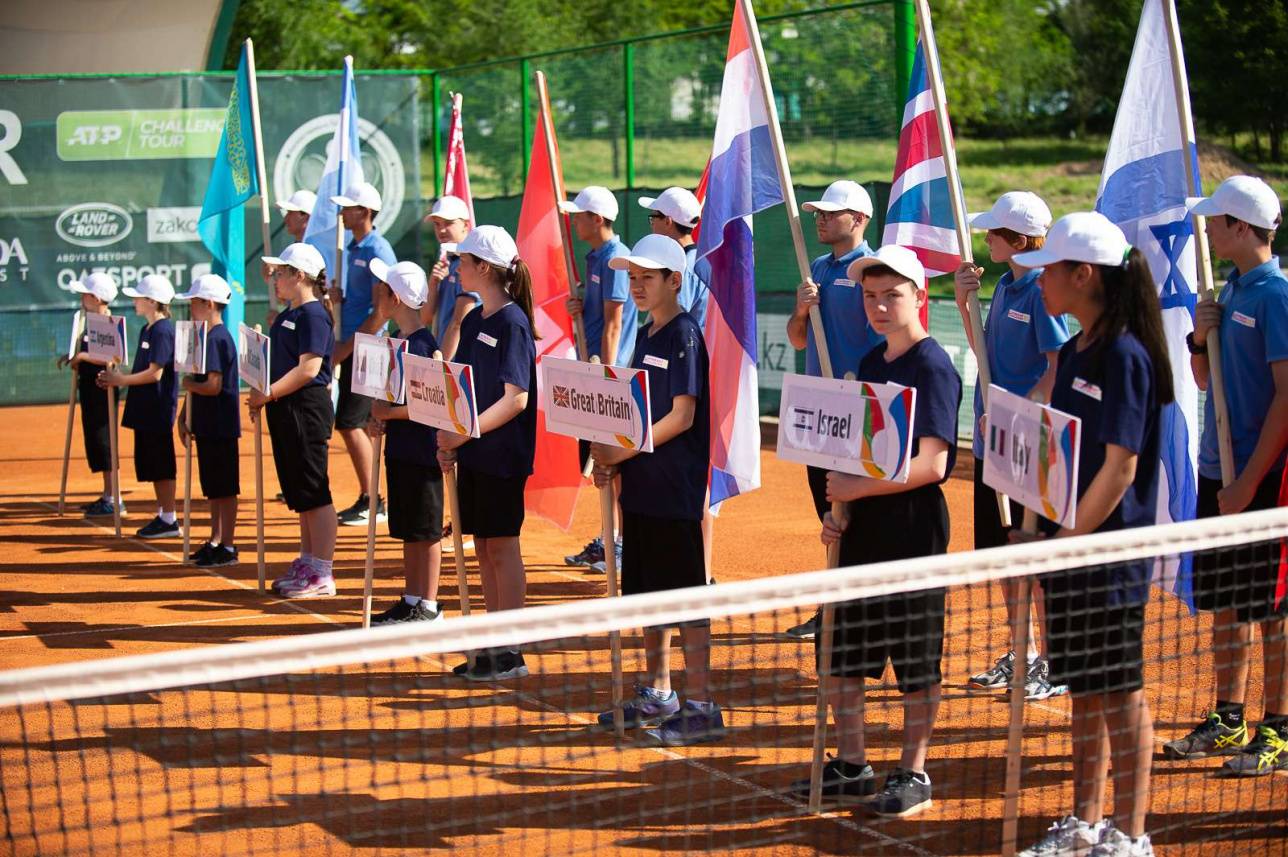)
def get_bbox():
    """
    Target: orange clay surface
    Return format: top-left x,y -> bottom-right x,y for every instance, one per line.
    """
1,397 -> 1285,855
